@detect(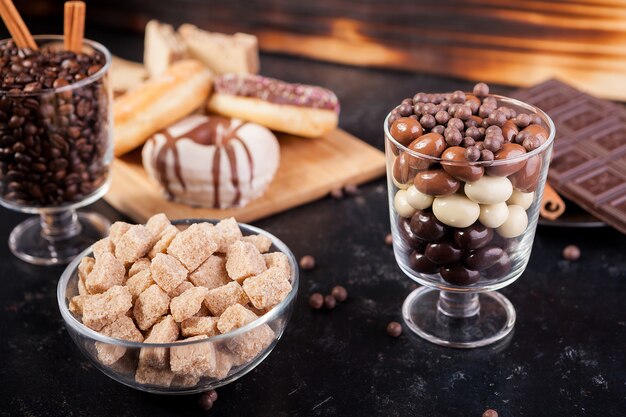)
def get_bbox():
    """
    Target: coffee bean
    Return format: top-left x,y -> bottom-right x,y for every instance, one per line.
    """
309,293 -> 324,309
331,285 -> 348,302
324,294 -> 336,309
562,244 -> 580,261
299,255 -> 315,270
386,321 -> 403,337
